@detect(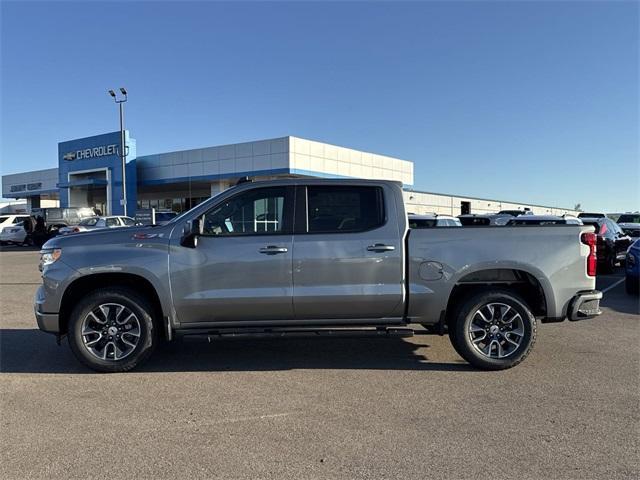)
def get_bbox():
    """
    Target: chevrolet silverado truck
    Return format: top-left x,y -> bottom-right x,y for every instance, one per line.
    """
35,179 -> 602,372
